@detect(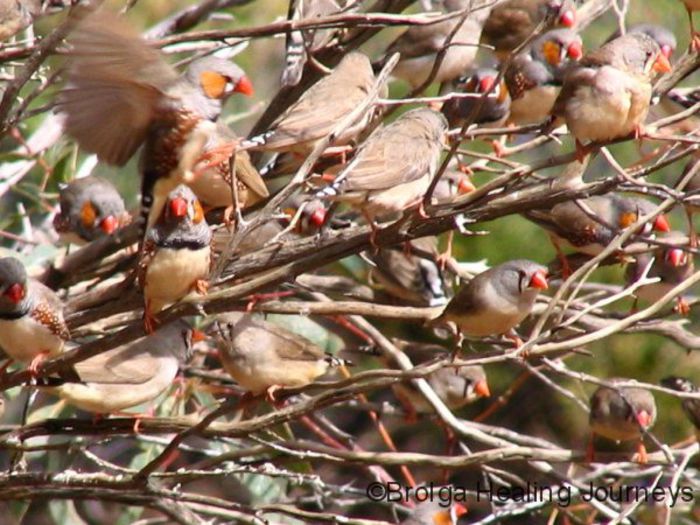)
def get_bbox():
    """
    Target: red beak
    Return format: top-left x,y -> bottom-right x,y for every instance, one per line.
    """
636,410 -> 652,428
653,53 -> 672,74
667,248 -> 685,267
567,41 -> 583,60
474,379 -> 491,398
169,197 -> 188,218
653,214 -> 671,233
457,177 -> 476,194
529,270 -> 549,290
559,9 -> 576,28
309,207 -> 327,228
235,75 -> 254,96
100,215 -> 118,235
479,76 -> 495,94
453,503 -> 468,518
4,283 -> 24,304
